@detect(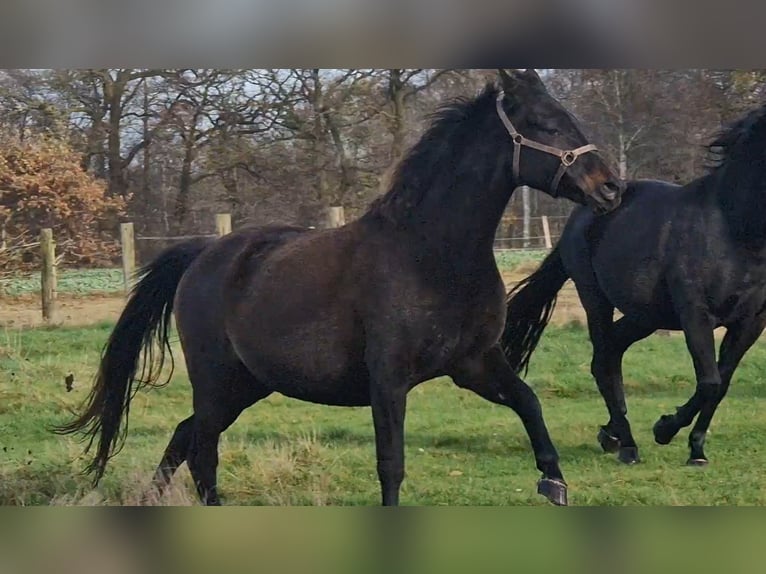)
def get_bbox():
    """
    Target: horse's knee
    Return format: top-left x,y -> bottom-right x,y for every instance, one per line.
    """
696,381 -> 721,402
